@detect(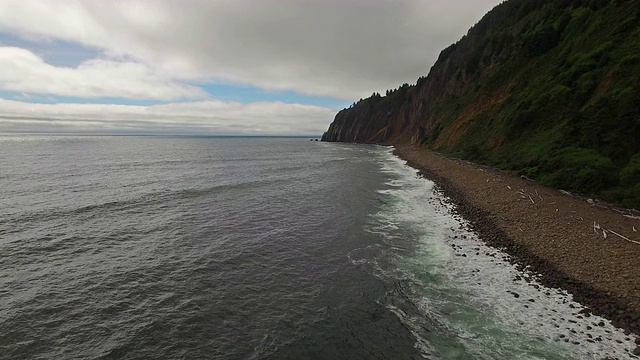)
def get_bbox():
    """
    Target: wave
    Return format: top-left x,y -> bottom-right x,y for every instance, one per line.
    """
4,177 -> 287,228
368,146 -> 636,359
